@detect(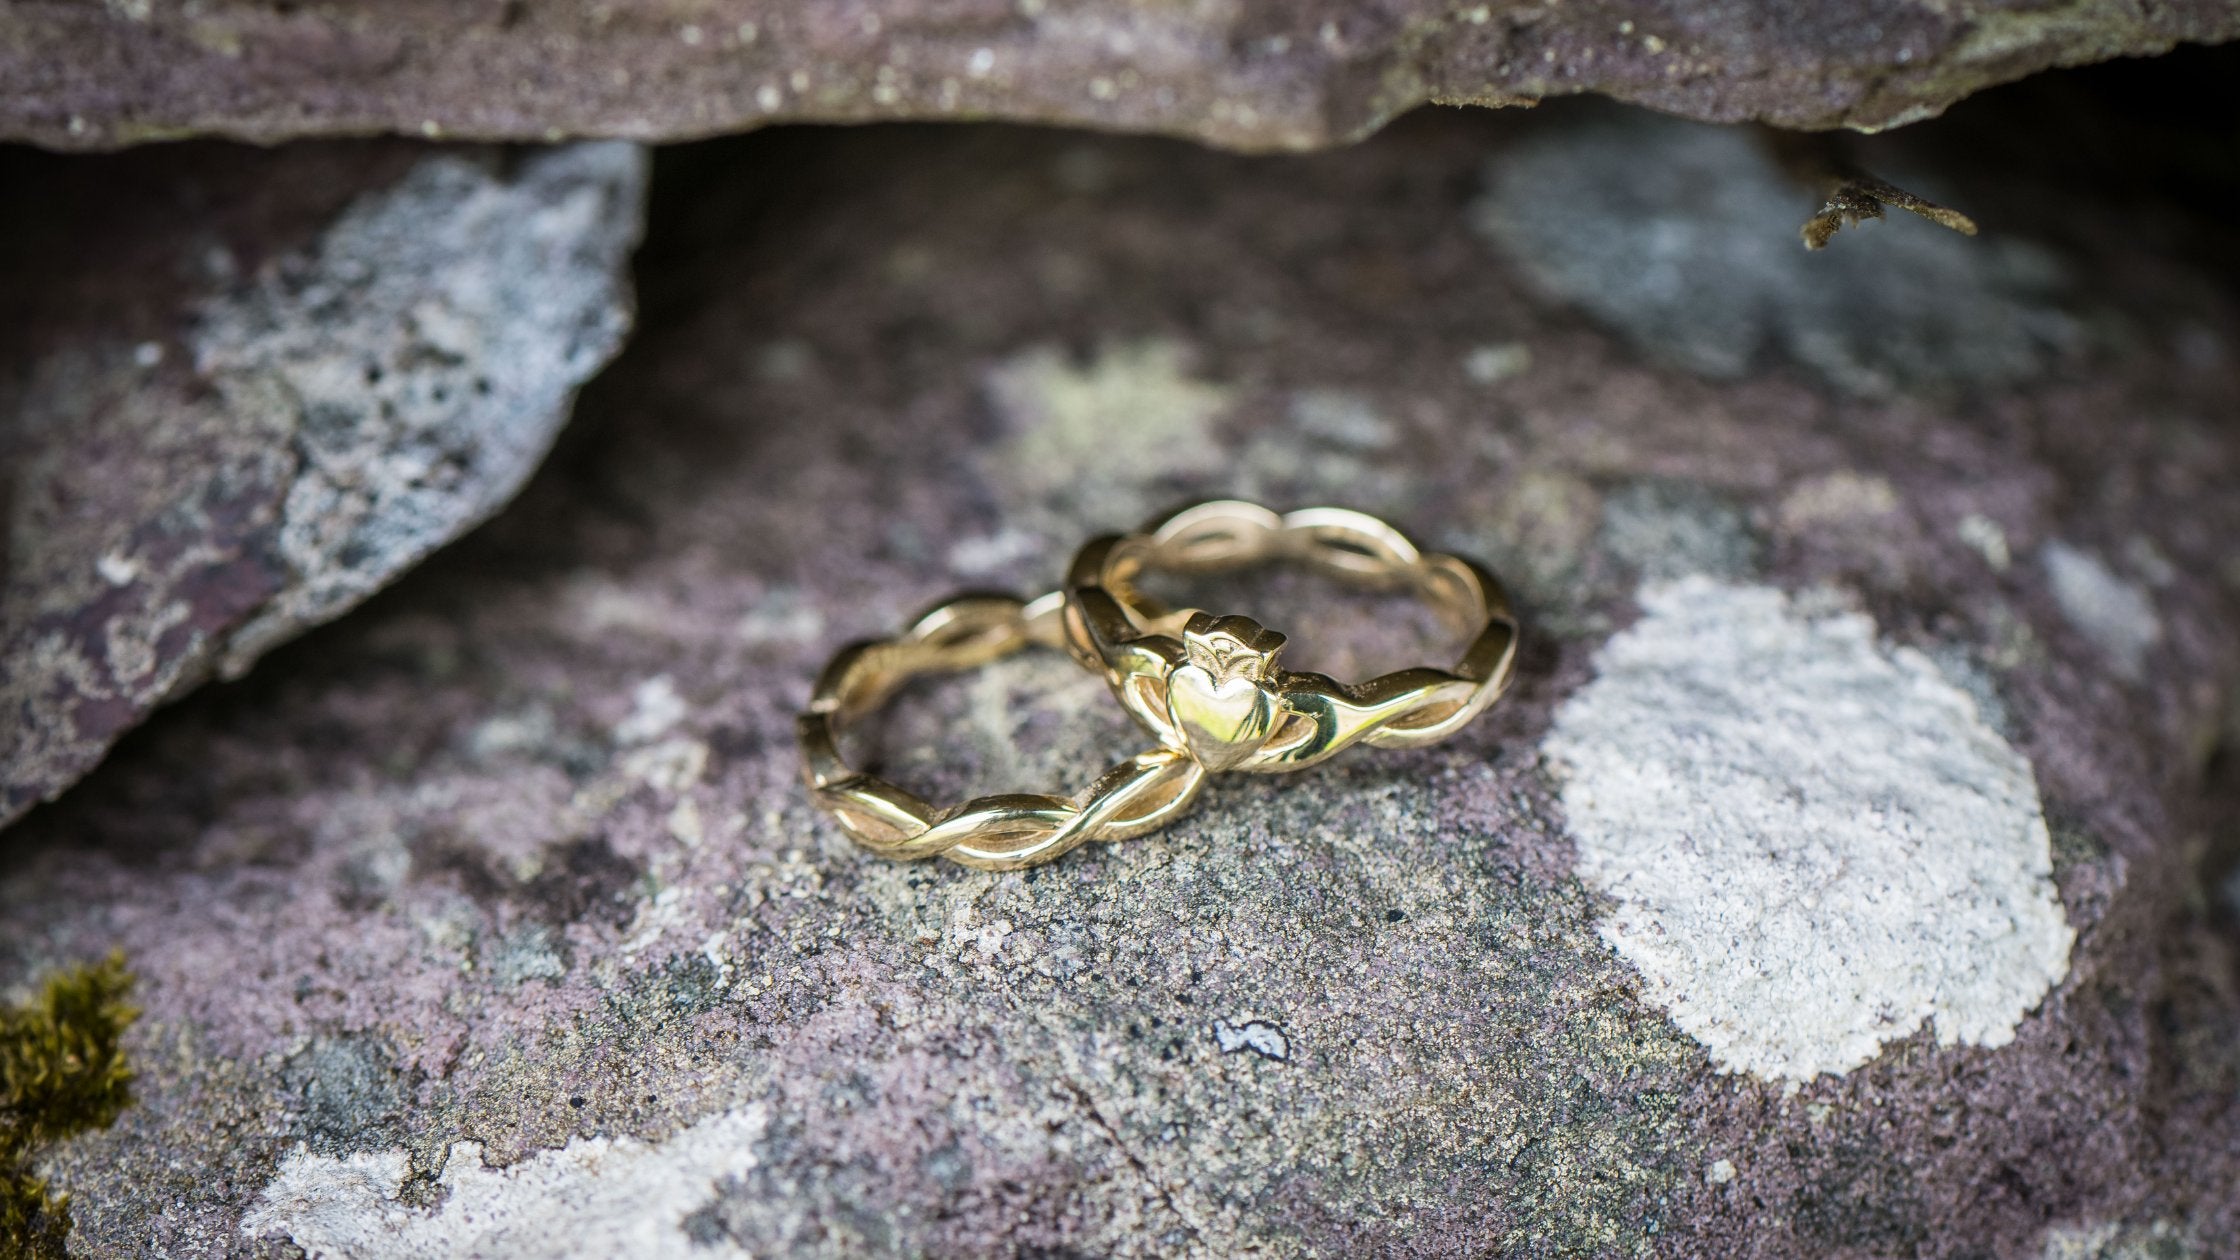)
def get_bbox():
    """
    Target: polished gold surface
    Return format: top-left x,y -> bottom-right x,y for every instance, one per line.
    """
796,592 -> 1206,870
1064,501 -> 1520,774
